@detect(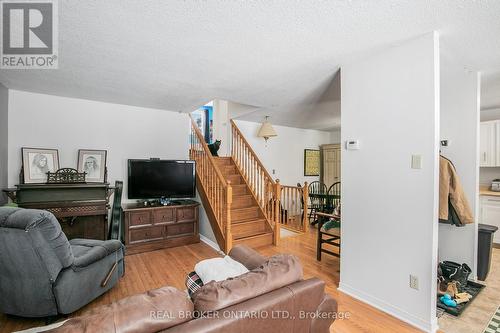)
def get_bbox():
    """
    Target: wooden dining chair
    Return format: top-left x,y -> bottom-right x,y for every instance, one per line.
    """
327,182 -> 341,210
308,181 -> 328,223
315,211 -> 340,261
